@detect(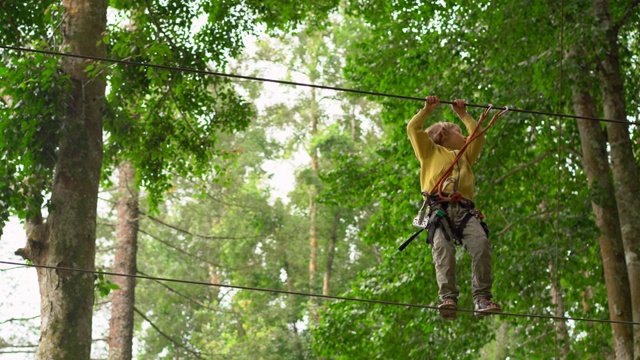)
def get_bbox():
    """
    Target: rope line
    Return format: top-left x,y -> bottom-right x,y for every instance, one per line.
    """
1,44 -> 638,126
1,260 -> 638,326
